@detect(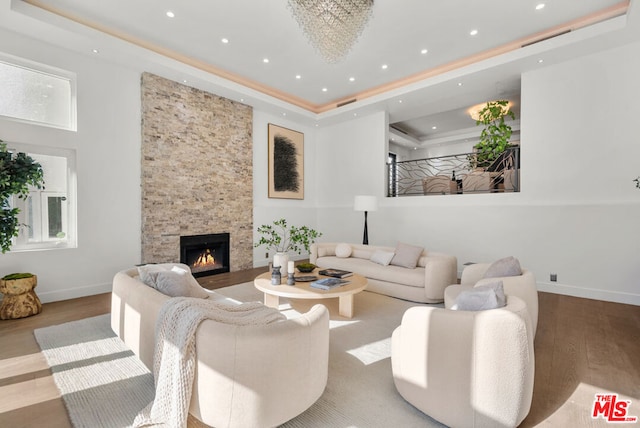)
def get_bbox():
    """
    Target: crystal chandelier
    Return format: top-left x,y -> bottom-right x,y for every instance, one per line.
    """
287,0 -> 374,64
